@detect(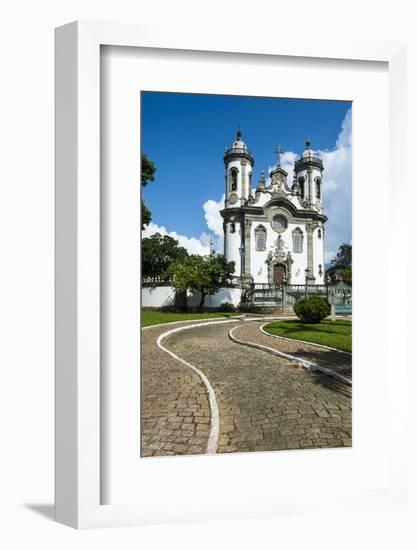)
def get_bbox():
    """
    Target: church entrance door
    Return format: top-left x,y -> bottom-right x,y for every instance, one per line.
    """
273,263 -> 286,284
